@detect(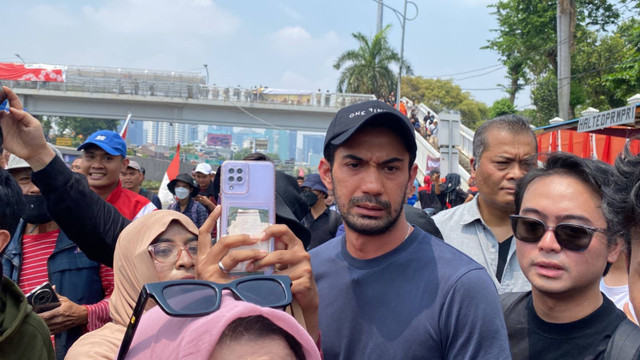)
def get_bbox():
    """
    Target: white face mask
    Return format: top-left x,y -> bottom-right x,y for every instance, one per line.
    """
175,187 -> 191,200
